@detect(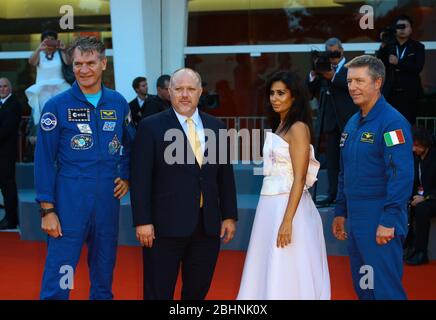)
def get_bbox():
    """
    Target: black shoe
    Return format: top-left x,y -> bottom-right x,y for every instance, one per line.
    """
405,251 -> 429,266
0,218 -> 17,230
0,204 -> 5,209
